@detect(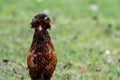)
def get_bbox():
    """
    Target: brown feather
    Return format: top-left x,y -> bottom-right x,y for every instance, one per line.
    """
27,14 -> 57,80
